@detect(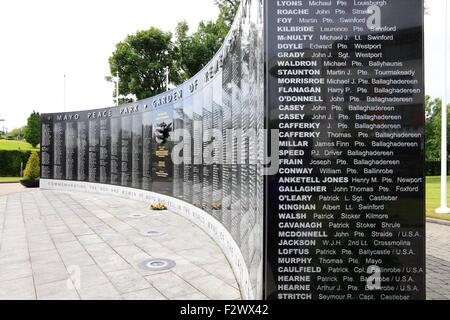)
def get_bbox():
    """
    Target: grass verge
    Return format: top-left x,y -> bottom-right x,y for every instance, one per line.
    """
0,140 -> 39,151
426,176 -> 450,221
0,177 -> 22,182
